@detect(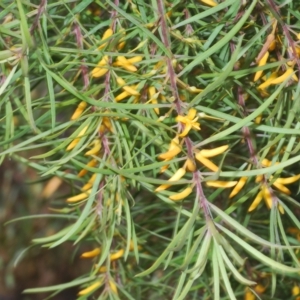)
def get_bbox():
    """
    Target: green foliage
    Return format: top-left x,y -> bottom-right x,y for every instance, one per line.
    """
1,0 -> 300,299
